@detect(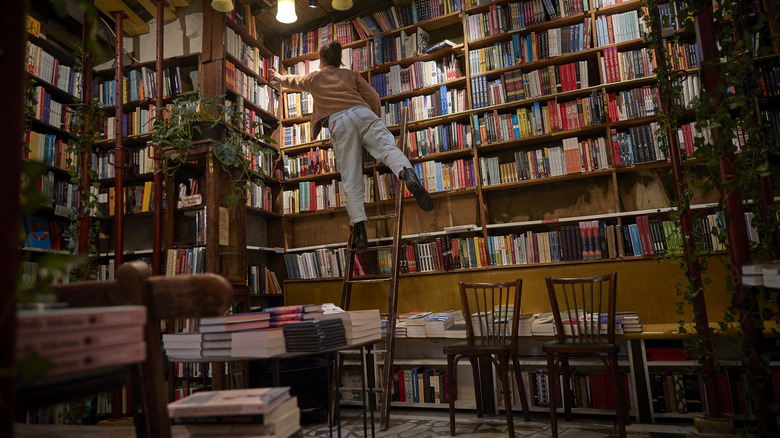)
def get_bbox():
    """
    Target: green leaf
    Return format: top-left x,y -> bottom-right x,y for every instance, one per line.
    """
213,142 -> 237,166
226,193 -> 239,210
